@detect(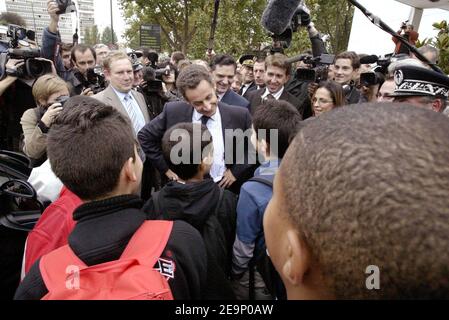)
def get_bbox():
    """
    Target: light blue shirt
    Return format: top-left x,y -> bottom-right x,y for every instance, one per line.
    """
111,86 -> 146,134
192,108 -> 226,182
